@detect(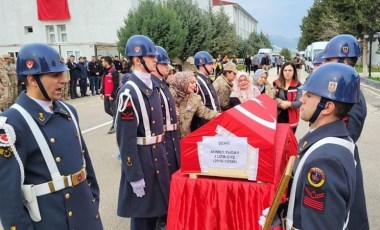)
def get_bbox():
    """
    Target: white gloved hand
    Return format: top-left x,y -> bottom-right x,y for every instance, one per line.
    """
258,207 -> 269,227
130,179 -> 145,197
